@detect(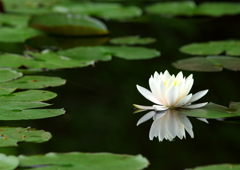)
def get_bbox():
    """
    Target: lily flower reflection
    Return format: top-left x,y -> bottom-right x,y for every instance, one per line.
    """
134,70 -> 208,111
137,110 -> 208,141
